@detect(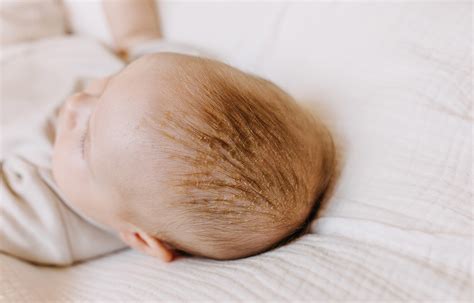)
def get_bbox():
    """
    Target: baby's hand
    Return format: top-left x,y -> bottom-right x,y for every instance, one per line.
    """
102,0 -> 161,55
